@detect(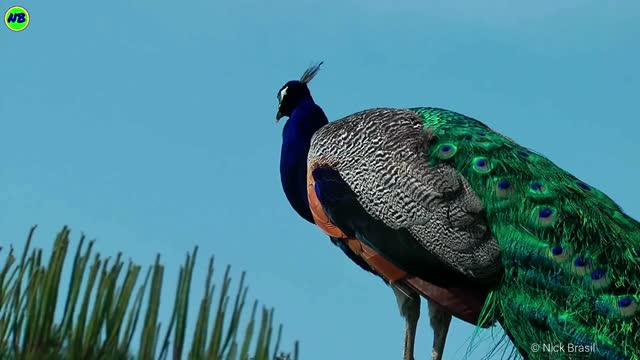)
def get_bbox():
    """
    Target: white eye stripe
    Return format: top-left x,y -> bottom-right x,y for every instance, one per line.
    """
278,87 -> 288,102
